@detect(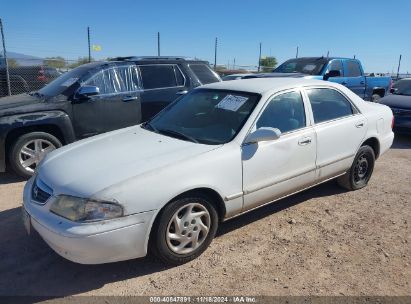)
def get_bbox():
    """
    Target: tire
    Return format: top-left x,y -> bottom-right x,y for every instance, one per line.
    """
150,195 -> 219,265
371,94 -> 381,103
337,145 -> 375,191
9,132 -> 62,178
